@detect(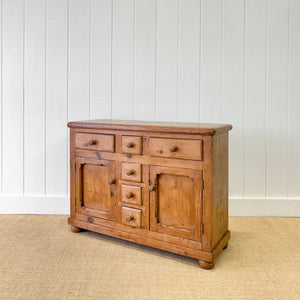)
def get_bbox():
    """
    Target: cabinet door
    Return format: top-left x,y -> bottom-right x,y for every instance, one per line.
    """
149,166 -> 202,241
75,157 -> 117,220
